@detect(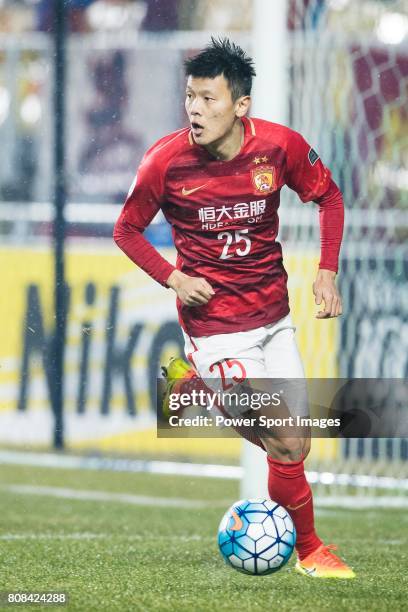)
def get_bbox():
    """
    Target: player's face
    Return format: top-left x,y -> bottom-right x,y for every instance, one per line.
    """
185,75 -> 249,148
